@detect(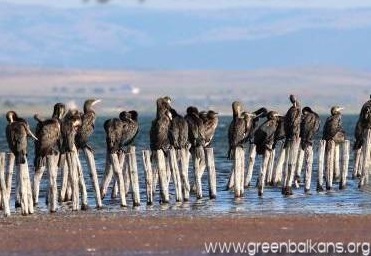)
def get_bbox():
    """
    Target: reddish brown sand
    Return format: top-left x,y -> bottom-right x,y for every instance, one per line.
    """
0,213 -> 370,255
